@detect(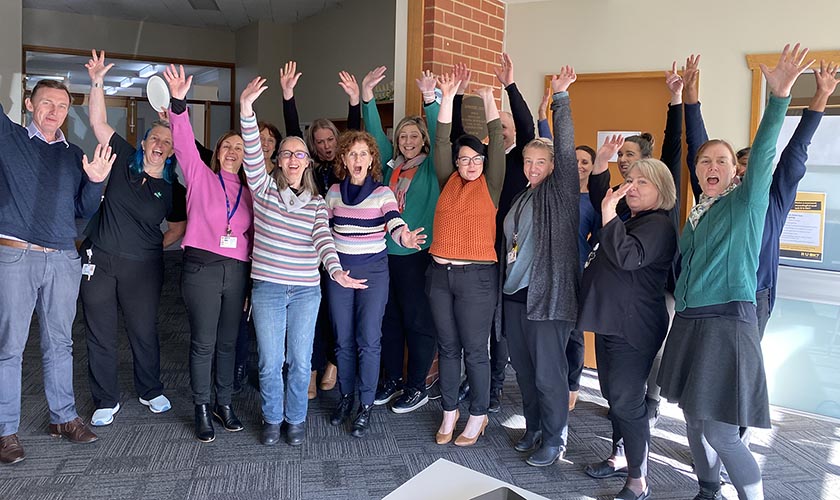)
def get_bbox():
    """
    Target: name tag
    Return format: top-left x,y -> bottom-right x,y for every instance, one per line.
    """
82,263 -> 96,278
506,247 -> 517,265
220,236 -> 238,249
